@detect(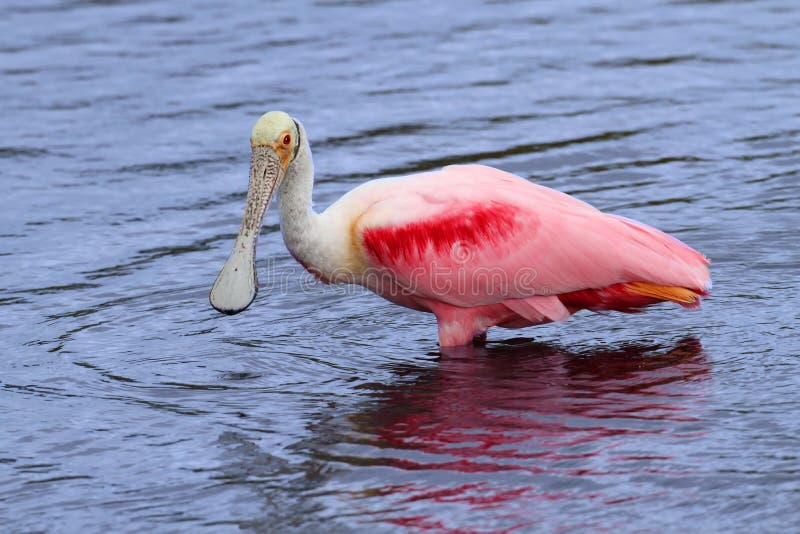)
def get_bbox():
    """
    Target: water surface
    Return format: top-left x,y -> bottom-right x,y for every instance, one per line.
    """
1,0 -> 799,531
